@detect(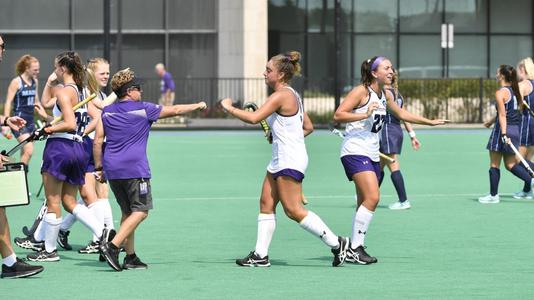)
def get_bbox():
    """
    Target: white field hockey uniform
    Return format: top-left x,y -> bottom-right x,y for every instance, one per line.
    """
340,87 -> 387,162
266,86 -> 308,174
83,88 -> 107,139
